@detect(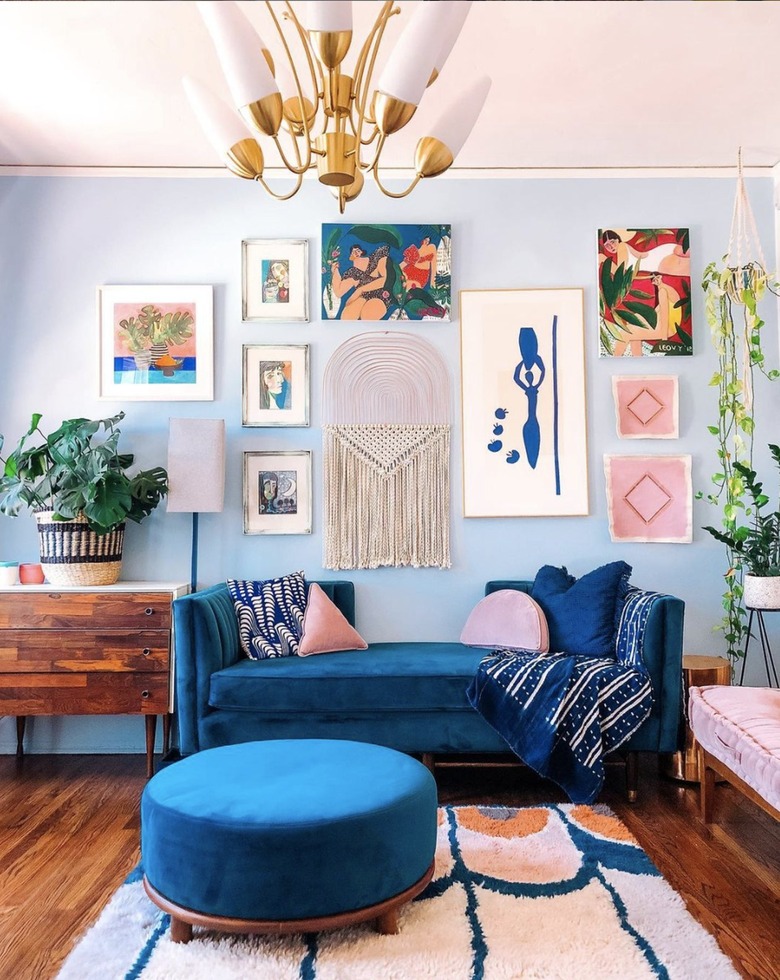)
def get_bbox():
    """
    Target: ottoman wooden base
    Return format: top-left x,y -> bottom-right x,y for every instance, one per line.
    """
144,861 -> 435,944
